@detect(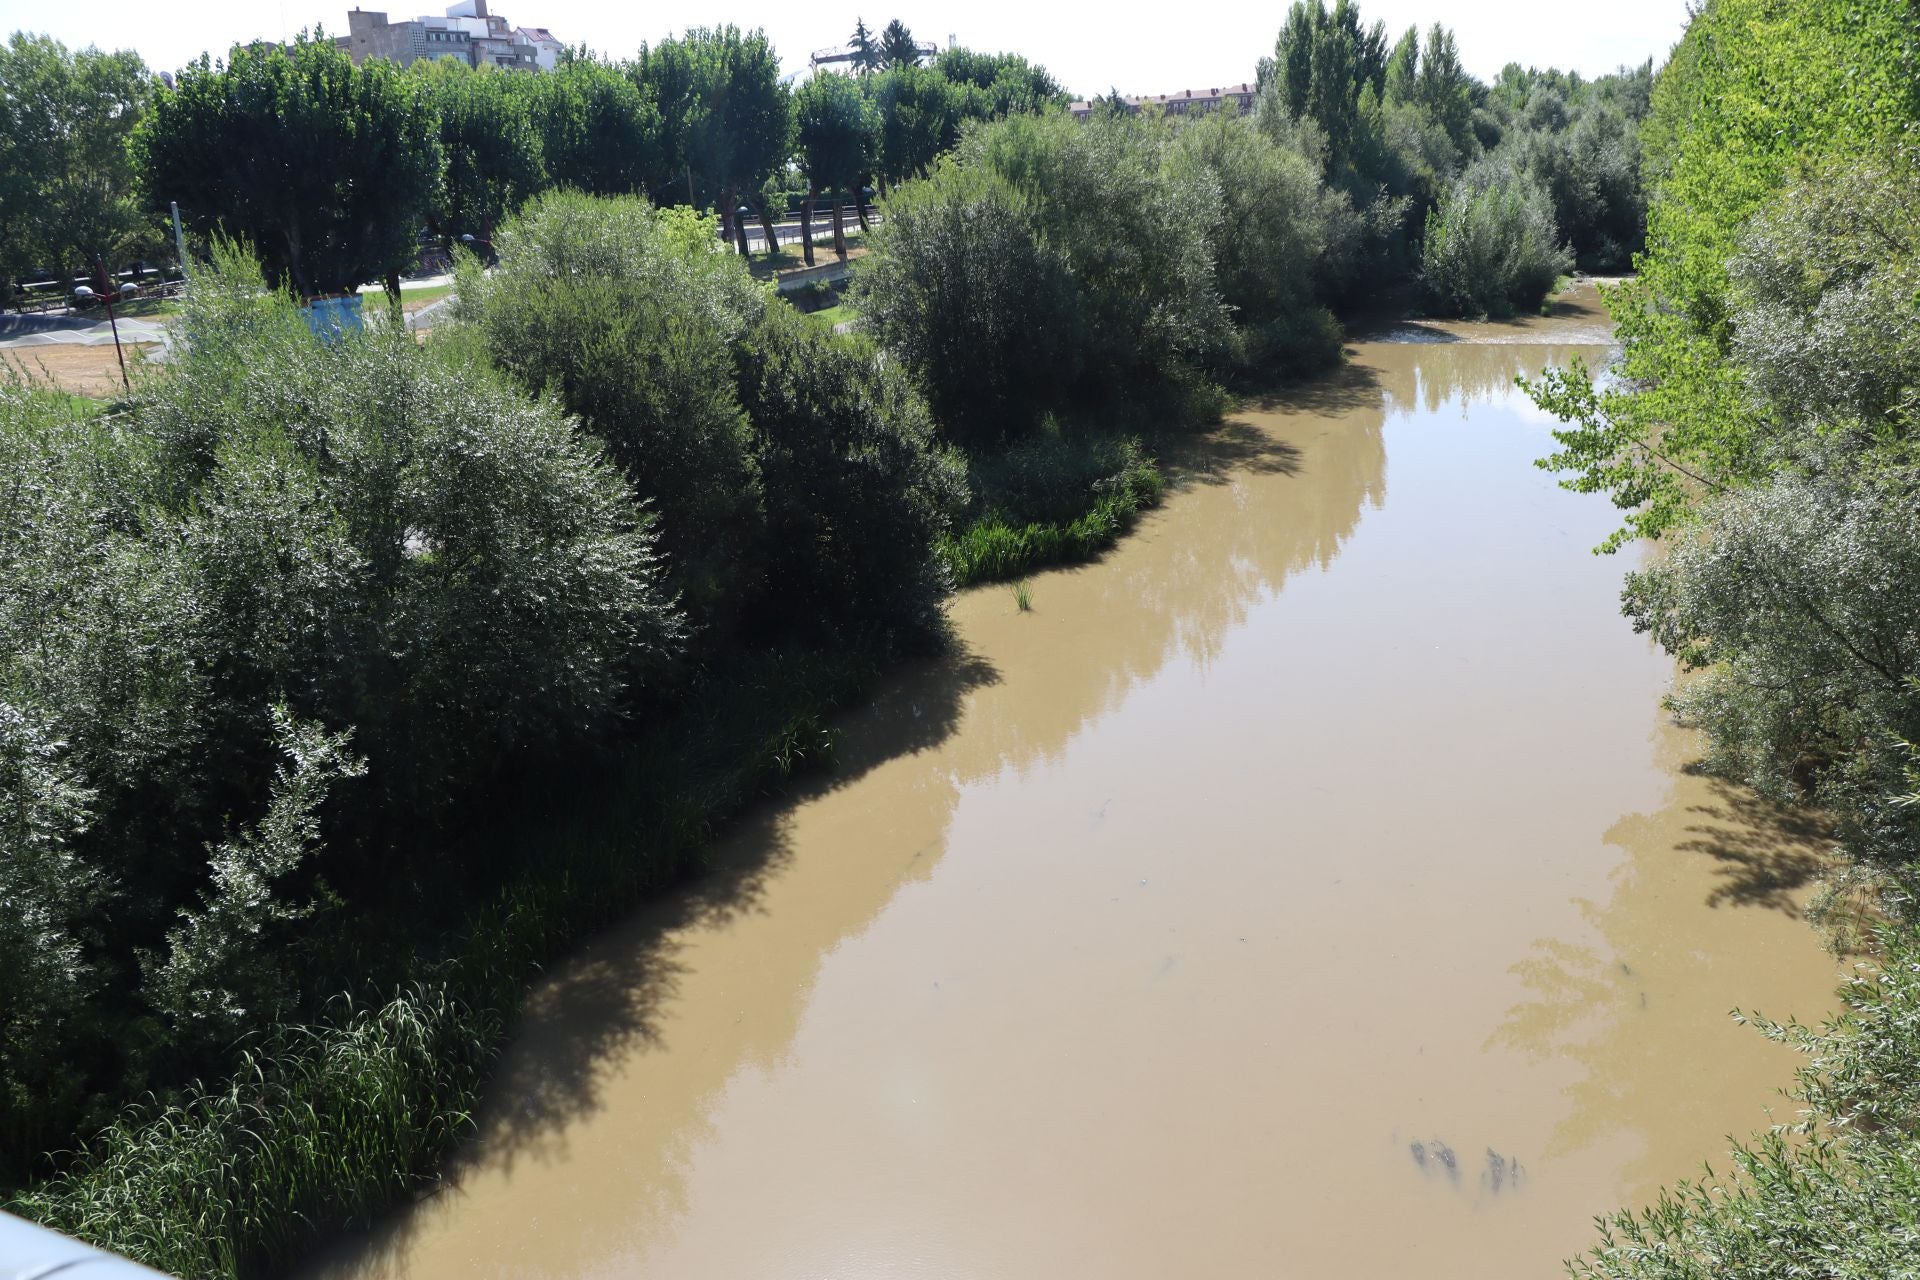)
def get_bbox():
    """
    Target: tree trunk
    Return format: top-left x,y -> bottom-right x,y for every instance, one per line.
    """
831,195 -> 847,261
727,188 -> 751,256
757,203 -> 780,256
854,186 -> 872,233
385,269 -> 402,317
802,186 -> 816,267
